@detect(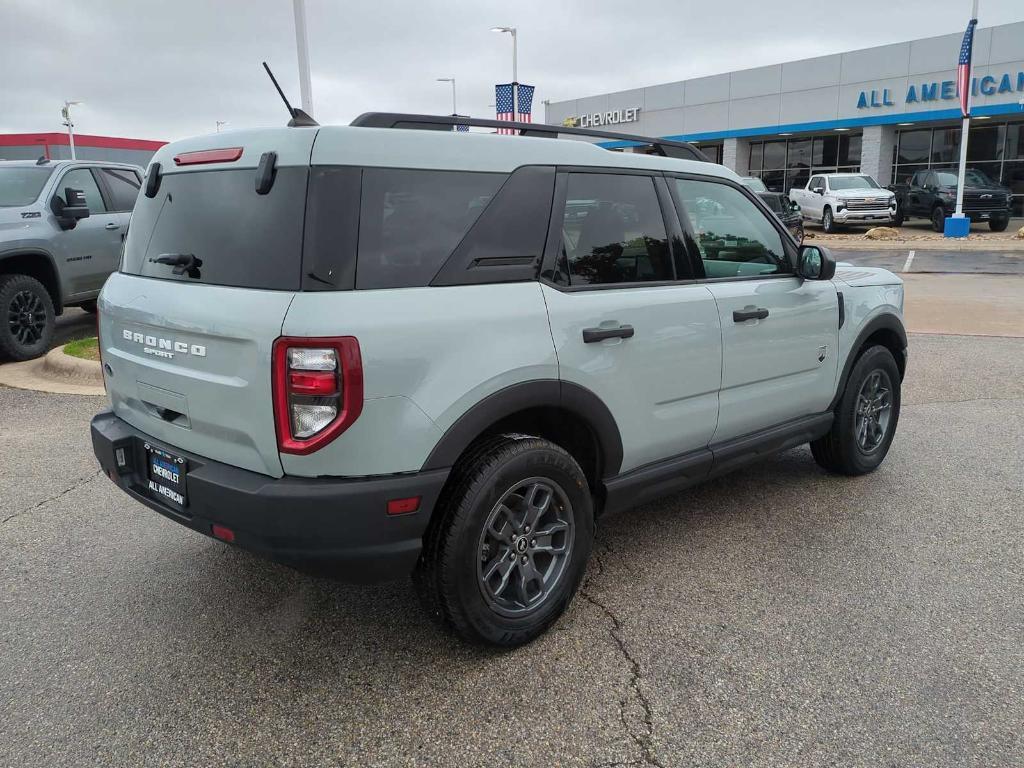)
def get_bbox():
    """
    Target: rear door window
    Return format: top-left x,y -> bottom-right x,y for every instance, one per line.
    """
120,167 -> 308,290
562,172 -> 672,286
99,167 -> 142,212
356,169 -> 505,289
